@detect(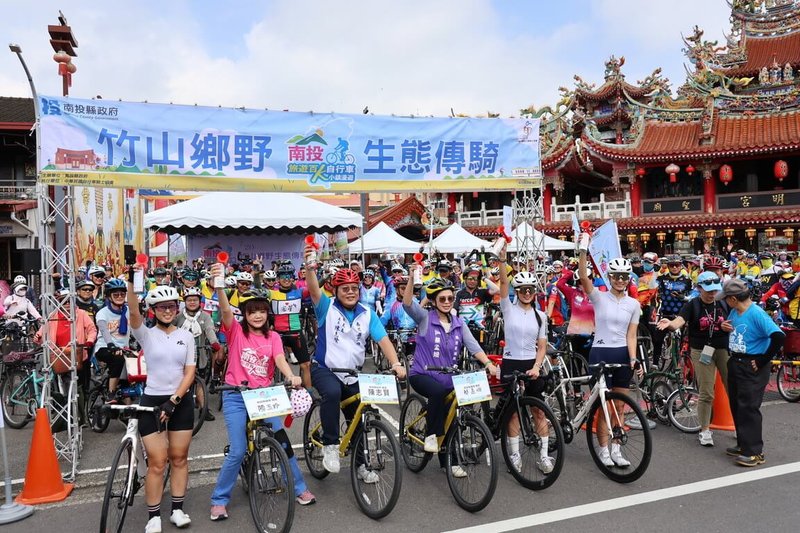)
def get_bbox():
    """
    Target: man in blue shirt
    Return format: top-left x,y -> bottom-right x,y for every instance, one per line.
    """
718,278 -> 785,467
